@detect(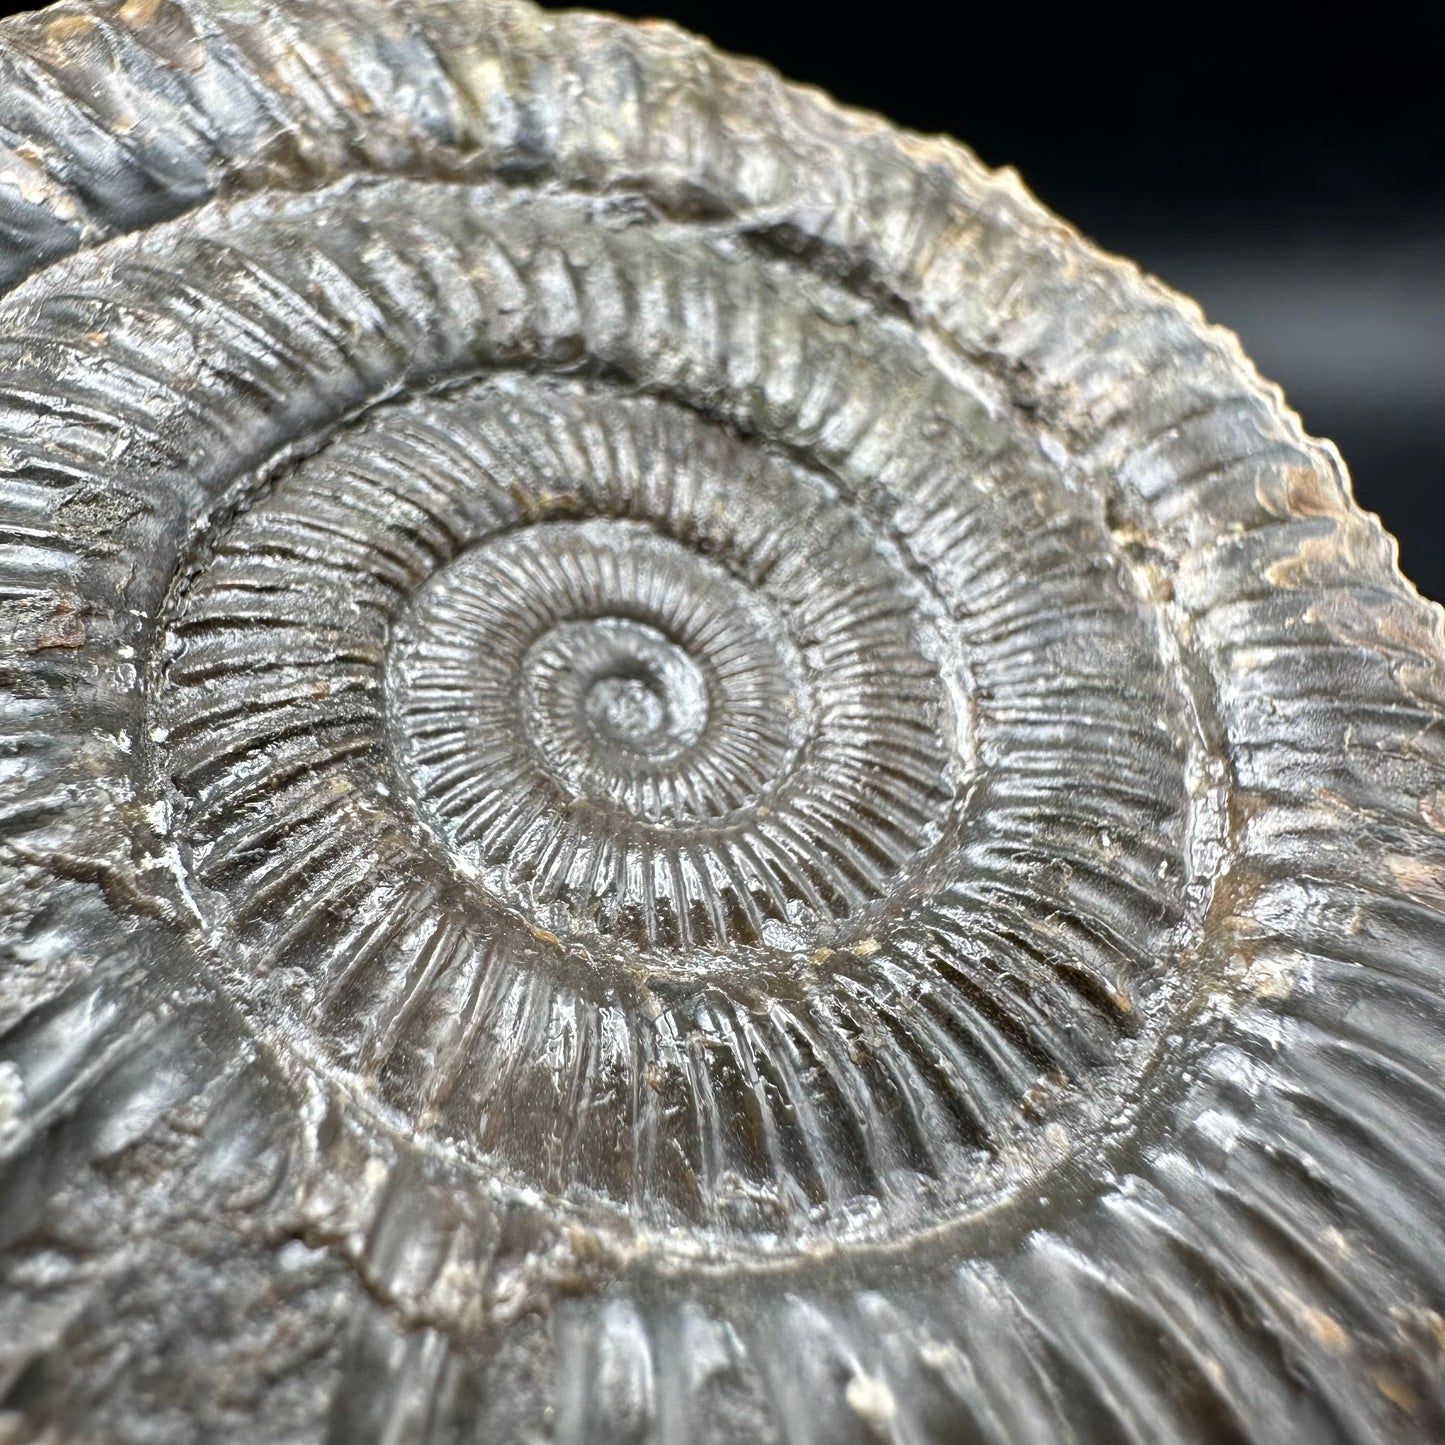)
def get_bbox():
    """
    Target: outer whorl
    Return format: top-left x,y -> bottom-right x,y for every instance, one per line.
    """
1,2 -> 1443,1441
